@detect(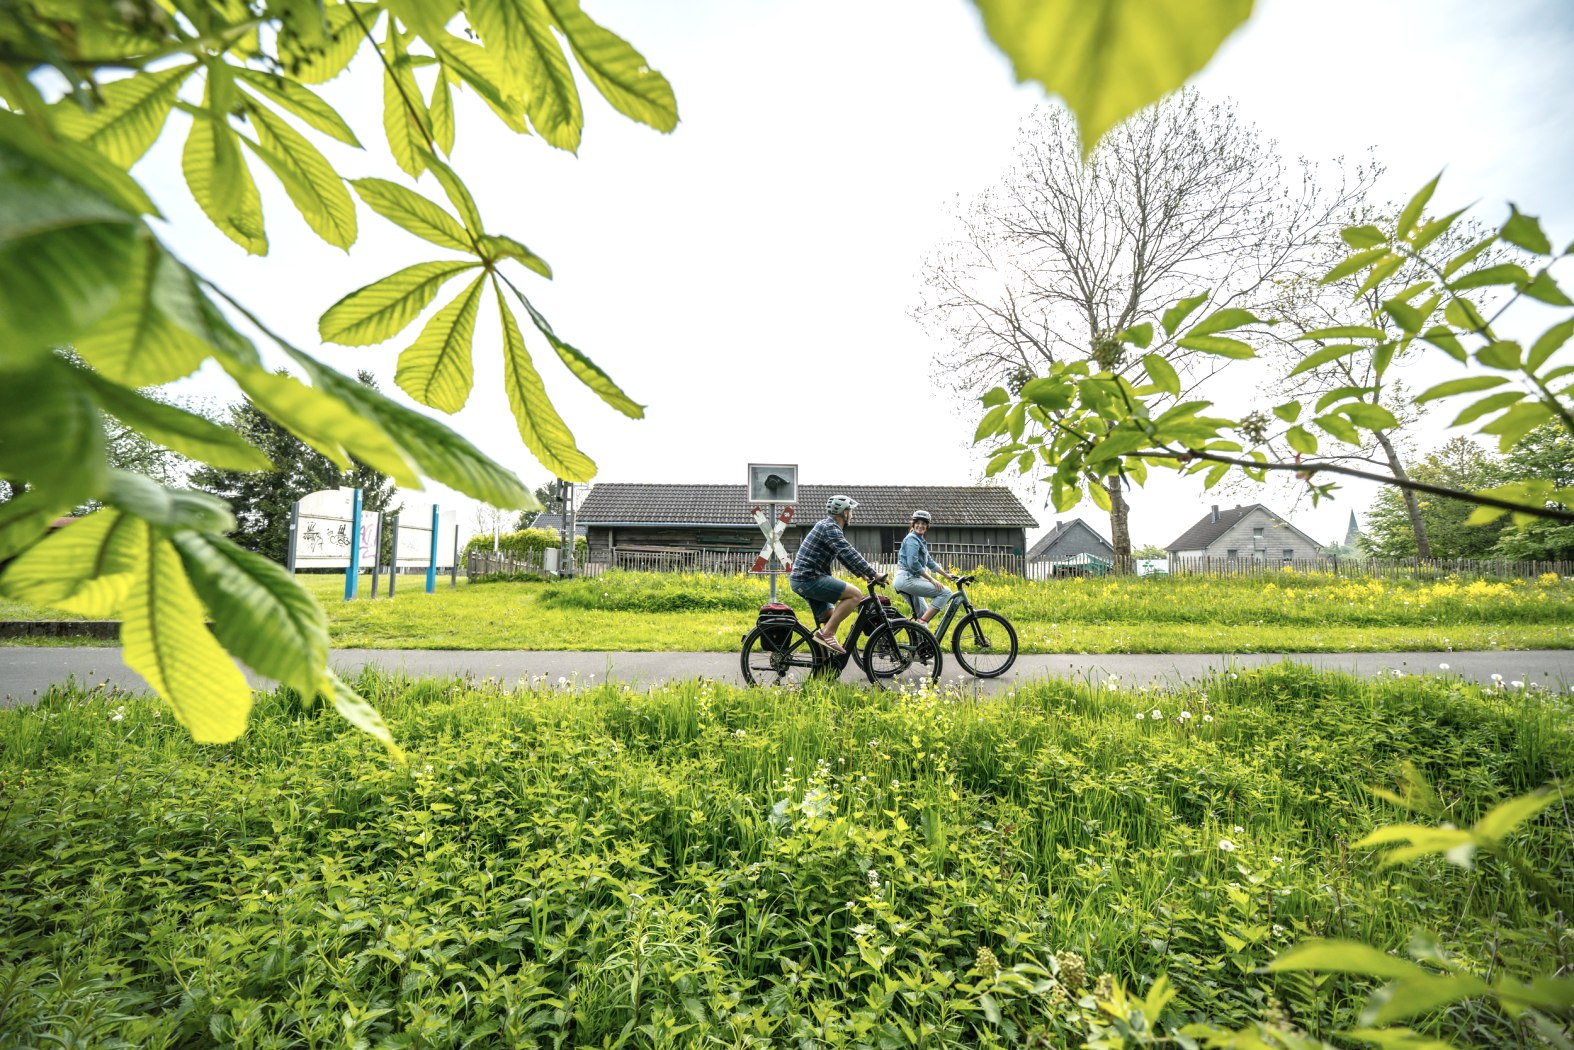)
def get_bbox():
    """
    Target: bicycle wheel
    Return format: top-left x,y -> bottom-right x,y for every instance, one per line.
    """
951,610 -> 1018,678
862,621 -> 942,689
741,621 -> 821,688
